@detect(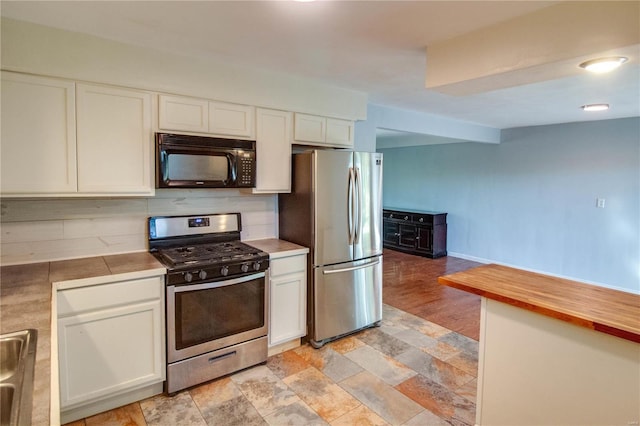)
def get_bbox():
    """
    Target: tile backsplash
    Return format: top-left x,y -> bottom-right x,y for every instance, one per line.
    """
0,189 -> 277,265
